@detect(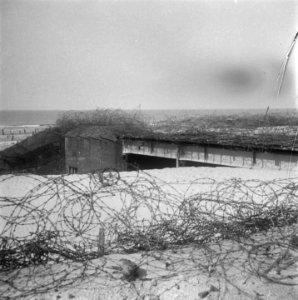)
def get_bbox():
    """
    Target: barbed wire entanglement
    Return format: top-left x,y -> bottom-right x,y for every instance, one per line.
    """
0,169 -> 298,299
